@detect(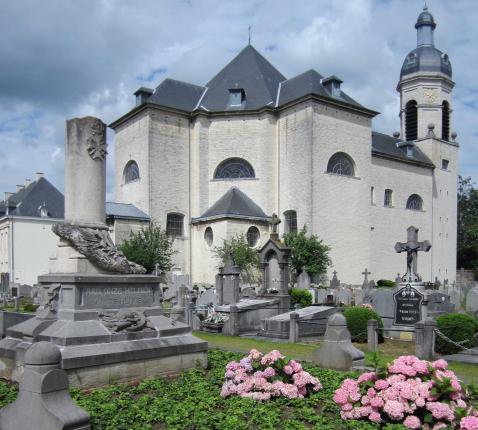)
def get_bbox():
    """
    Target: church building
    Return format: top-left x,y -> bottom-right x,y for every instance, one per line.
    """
110,6 -> 458,285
